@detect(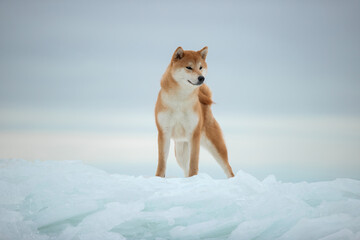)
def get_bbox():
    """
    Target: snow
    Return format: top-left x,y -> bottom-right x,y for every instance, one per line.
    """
1,160 -> 360,240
